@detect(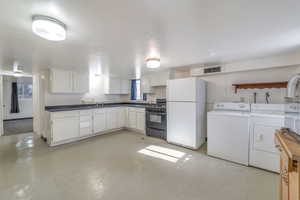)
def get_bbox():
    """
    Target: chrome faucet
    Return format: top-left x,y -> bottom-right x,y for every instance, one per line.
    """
287,74 -> 300,98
